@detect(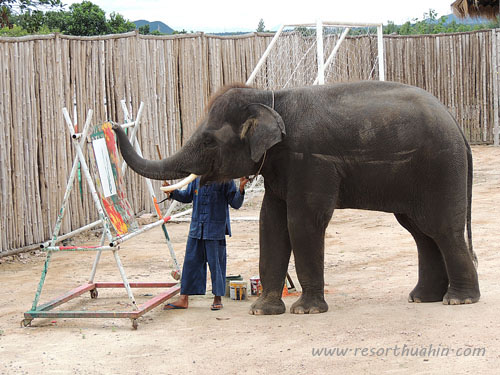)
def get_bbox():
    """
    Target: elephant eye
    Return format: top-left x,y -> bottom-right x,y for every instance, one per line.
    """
202,133 -> 217,148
